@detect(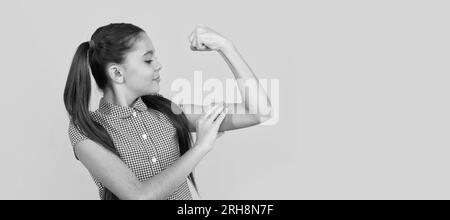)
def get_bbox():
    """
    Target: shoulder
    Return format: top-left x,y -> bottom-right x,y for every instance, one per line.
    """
68,119 -> 92,160
68,119 -> 89,147
68,117 -> 116,160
